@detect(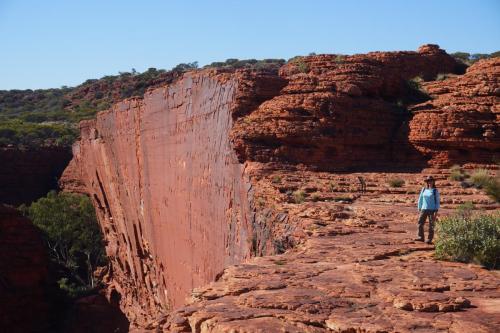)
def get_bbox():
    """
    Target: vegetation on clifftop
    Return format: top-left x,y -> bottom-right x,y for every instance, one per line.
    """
451,51 -> 500,66
0,67 -> 182,147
